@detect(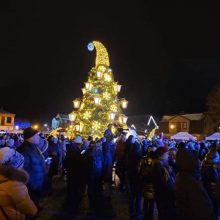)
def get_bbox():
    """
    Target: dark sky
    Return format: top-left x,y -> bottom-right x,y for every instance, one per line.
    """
1,1 -> 220,123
